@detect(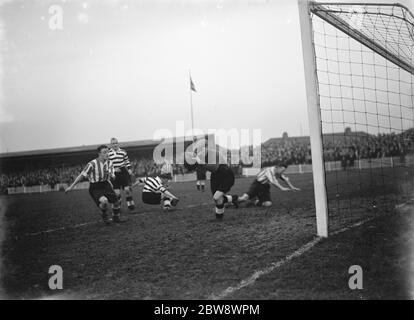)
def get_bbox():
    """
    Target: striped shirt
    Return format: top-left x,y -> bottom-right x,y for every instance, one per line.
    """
138,177 -> 167,193
108,148 -> 131,170
256,166 -> 286,185
81,159 -> 114,183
